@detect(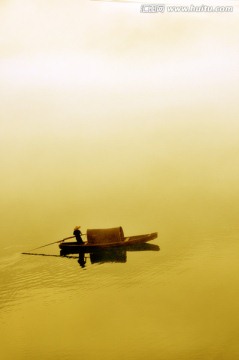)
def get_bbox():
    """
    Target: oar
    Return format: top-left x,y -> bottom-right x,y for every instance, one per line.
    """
28,233 -> 87,251
29,235 -> 76,251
